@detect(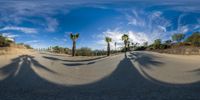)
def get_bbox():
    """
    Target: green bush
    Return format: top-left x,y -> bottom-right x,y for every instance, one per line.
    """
93,50 -> 107,56
76,47 -> 93,56
51,46 -> 69,54
0,35 -> 13,47
24,44 -> 33,49
164,40 -> 172,45
147,44 -> 154,50
159,44 -> 169,49
134,46 -> 147,51
172,33 -> 185,42
153,39 -> 161,49
186,32 -> 200,47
